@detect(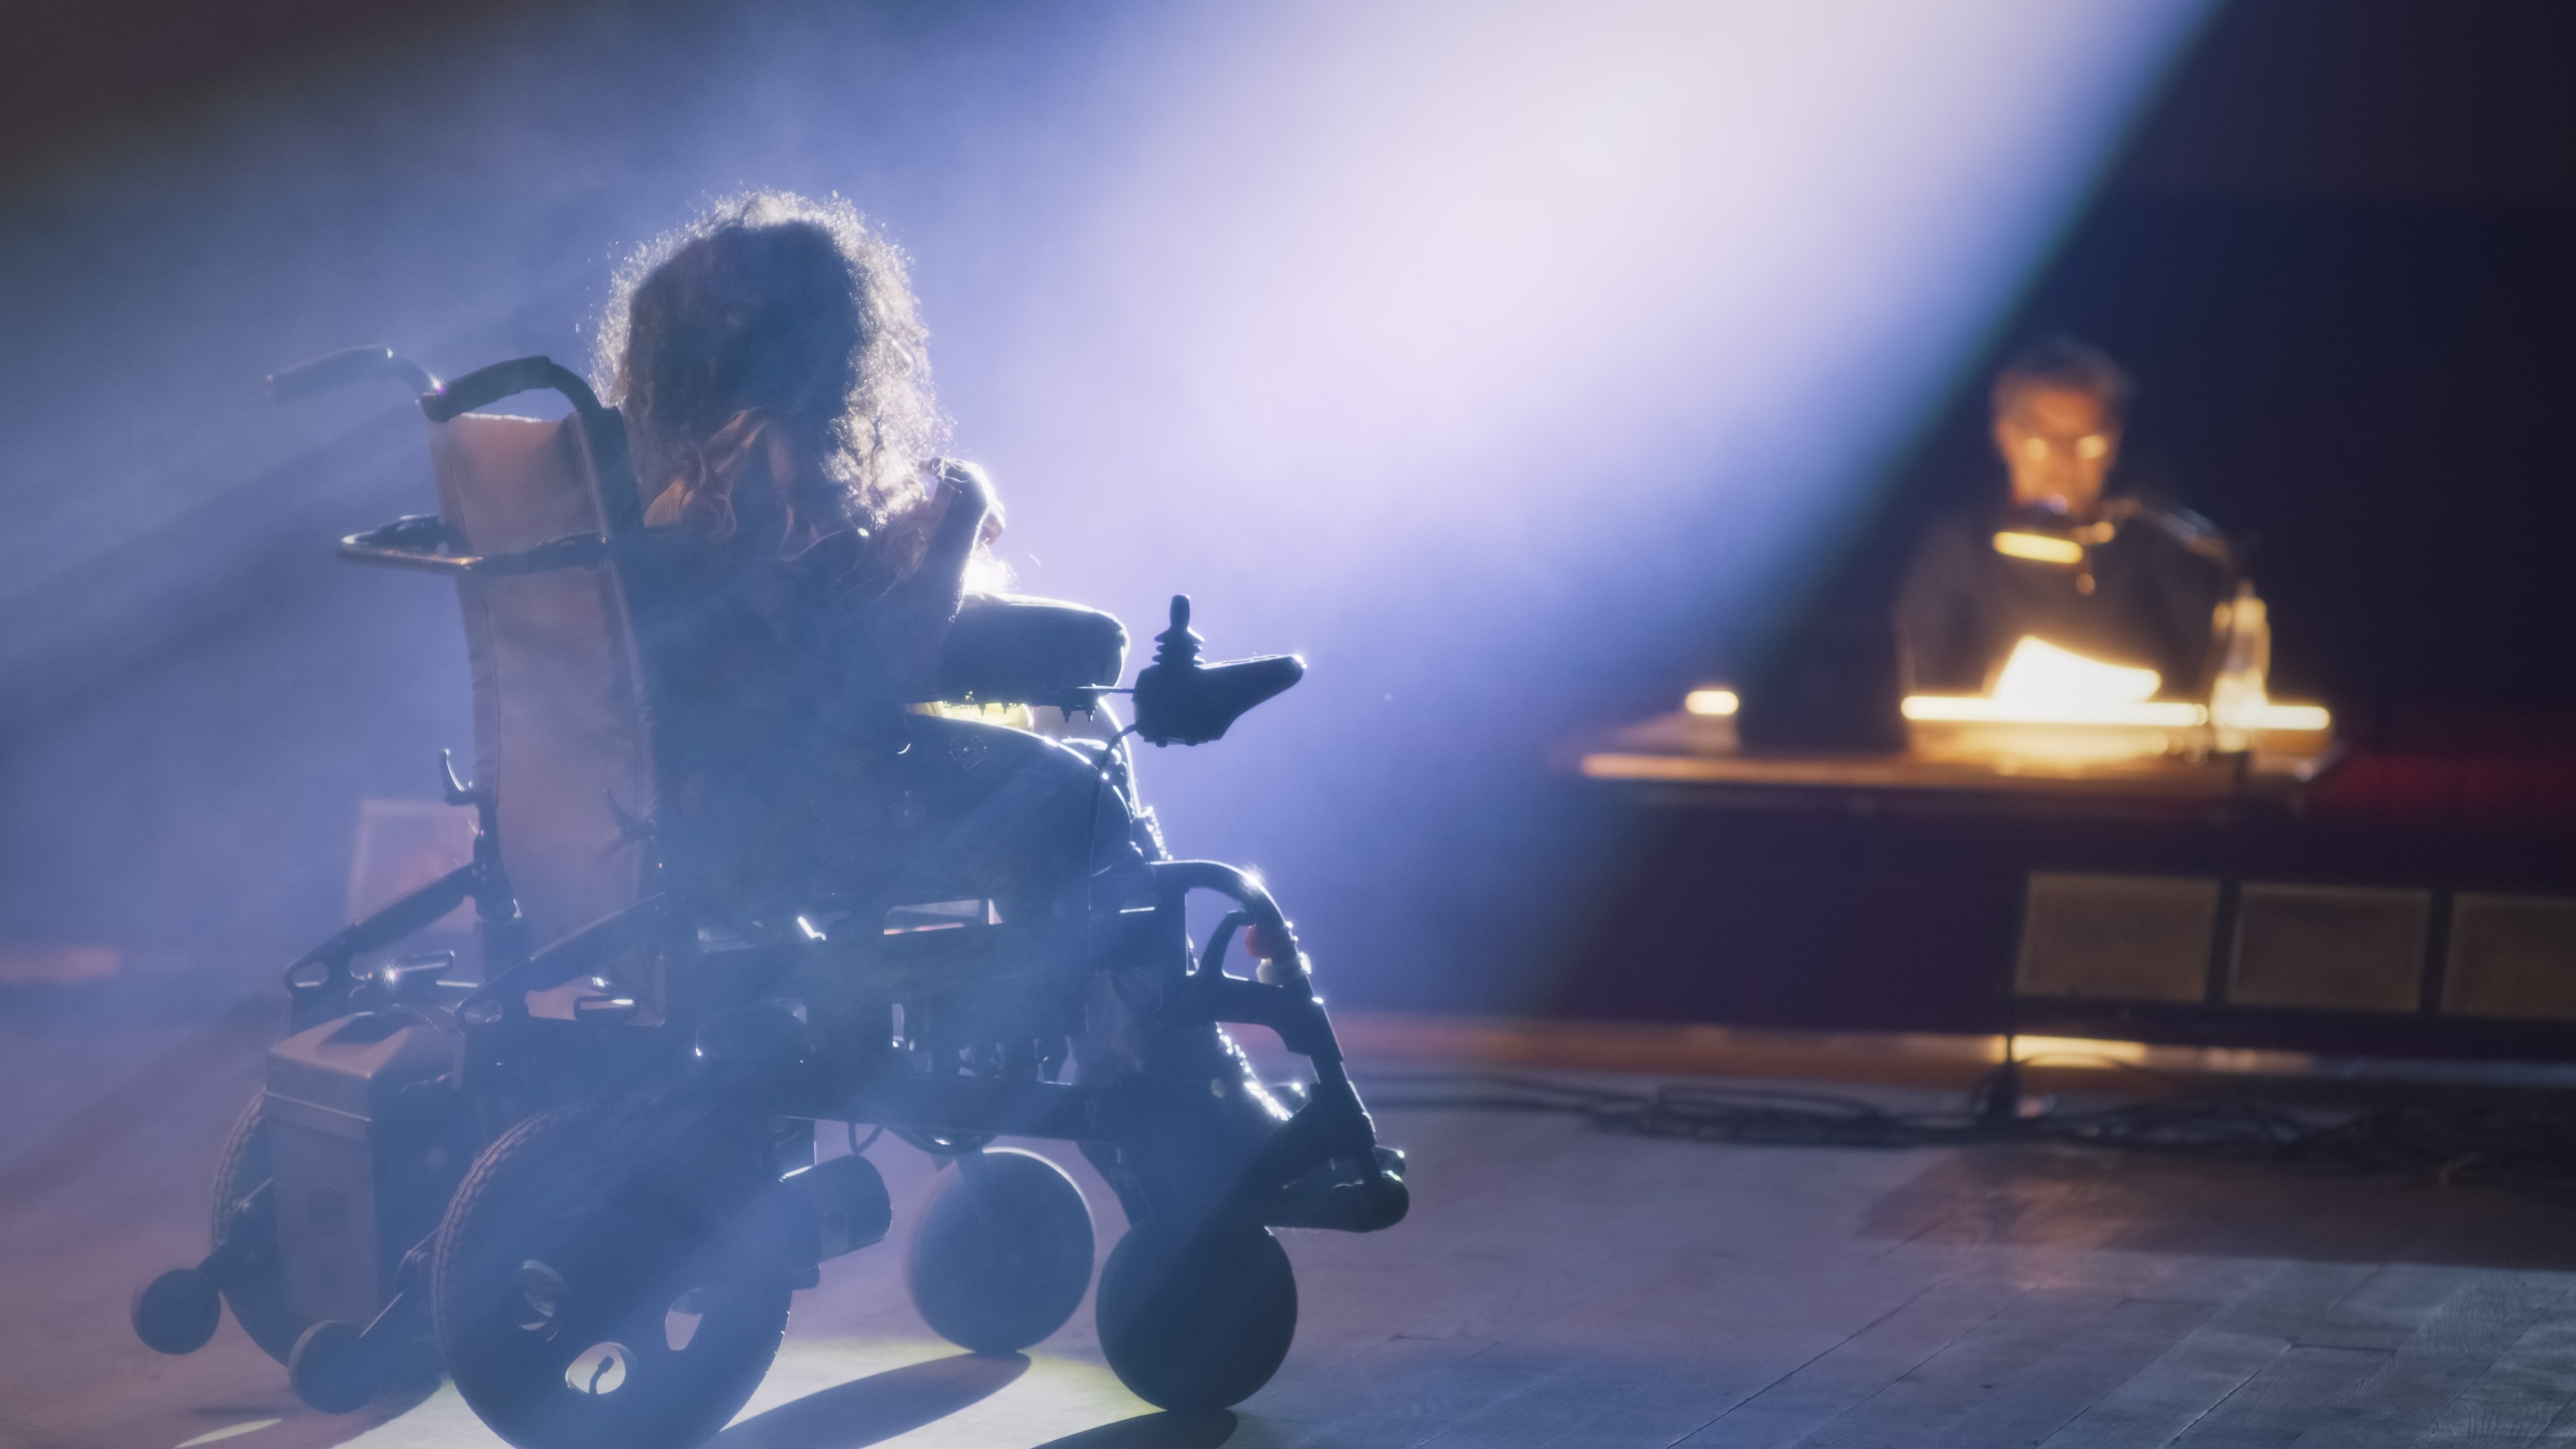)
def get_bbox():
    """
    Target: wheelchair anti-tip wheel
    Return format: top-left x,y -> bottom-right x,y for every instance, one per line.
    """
1095,1220 -> 1298,1412
906,1147 -> 1095,1355
131,1268 -> 222,1355
132,1093 -> 306,1360
430,1099 -> 791,1449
